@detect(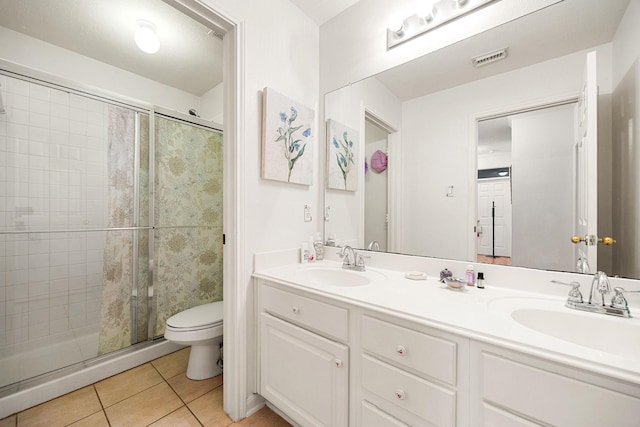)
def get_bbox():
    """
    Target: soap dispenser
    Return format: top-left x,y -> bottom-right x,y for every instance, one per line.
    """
313,232 -> 324,260
307,236 -> 316,263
